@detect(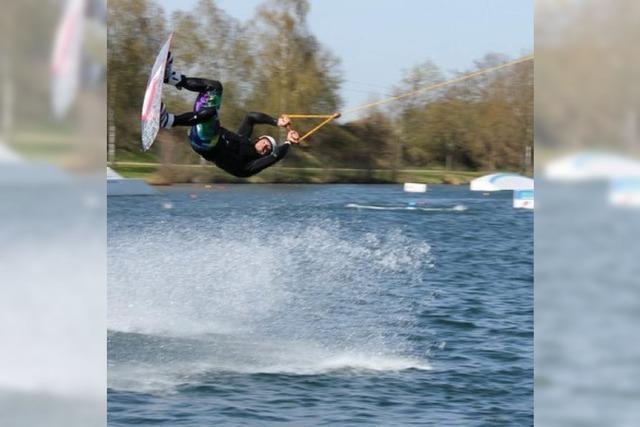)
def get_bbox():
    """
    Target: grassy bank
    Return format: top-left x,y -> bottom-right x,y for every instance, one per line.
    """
110,162 -> 487,185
